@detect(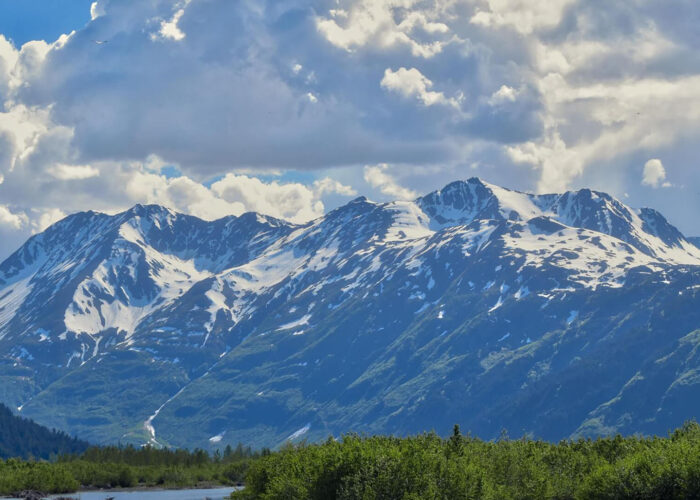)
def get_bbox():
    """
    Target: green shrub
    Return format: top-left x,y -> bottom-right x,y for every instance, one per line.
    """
235,422 -> 700,500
